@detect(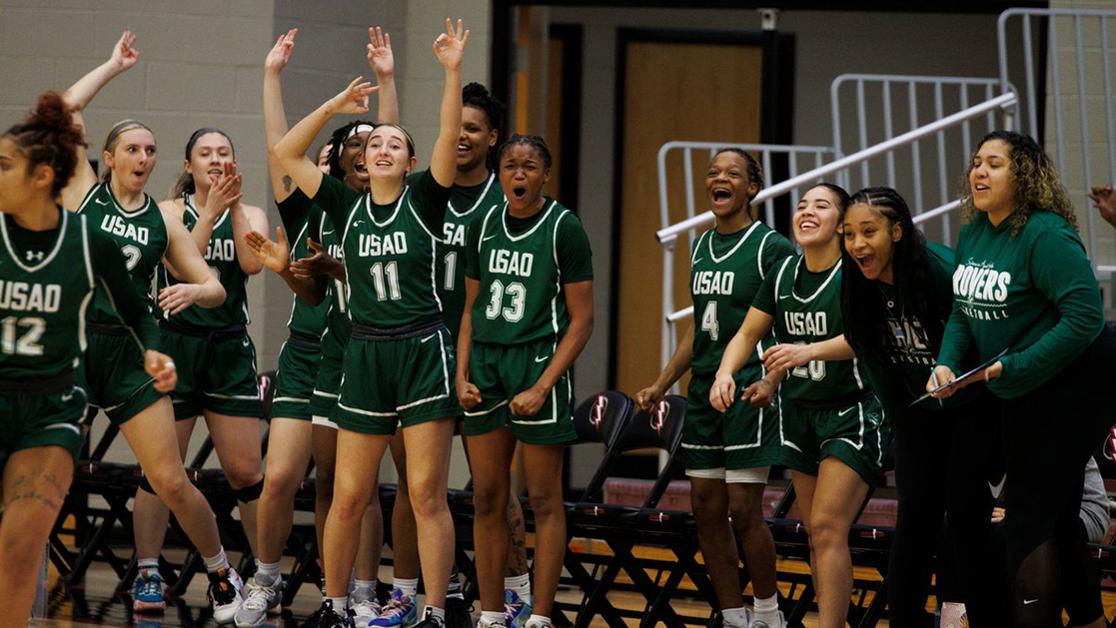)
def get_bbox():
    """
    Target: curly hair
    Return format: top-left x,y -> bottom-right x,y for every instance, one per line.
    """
4,92 -> 86,196
961,130 -> 1078,235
